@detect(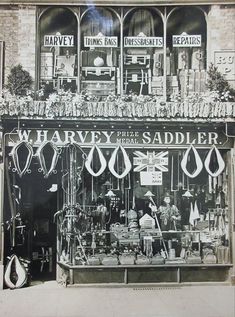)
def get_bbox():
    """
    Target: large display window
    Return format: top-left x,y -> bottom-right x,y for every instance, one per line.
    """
37,5 -> 208,100
2,125 -> 233,285
55,146 -> 230,267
